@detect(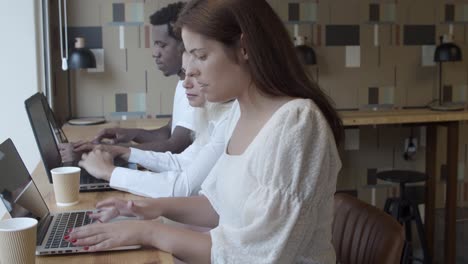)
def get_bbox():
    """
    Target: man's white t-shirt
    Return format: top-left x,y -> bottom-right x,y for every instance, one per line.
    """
171,80 -> 195,133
